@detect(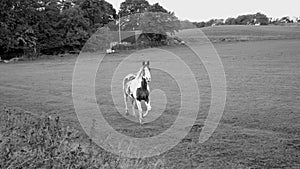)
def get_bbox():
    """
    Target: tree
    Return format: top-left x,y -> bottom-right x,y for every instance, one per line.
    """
80,0 -> 117,32
215,19 -> 224,25
147,3 -> 168,13
235,14 -> 255,25
192,22 -> 205,28
82,27 -> 112,52
119,0 -> 150,17
0,0 -> 15,54
61,0 -> 74,10
118,0 -> 179,34
138,12 -> 180,46
0,0 -> 43,57
225,17 -> 236,25
118,0 -> 150,31
0,0 -> 118,57
255,12 -> 269,25
180,20 -> 196,29
36,0 -> 64,54
139,12 -> 180,35
57,6 -> 90,52
205,19 -> 216,27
